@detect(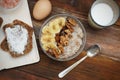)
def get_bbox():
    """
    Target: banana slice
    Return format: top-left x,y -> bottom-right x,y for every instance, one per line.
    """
51,18 -> 60,25
42,25 -> 53,35
42,42 -> 57,51
42,42 -> 61,56
59,17 -> 66,27
49,22 -> 61,33
52,17 -> 66,27
41,34 -> 55,44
